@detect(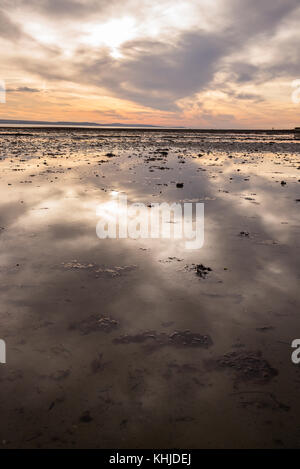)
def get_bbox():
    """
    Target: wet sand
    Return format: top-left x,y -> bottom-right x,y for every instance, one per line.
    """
0,128 -> 300,448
